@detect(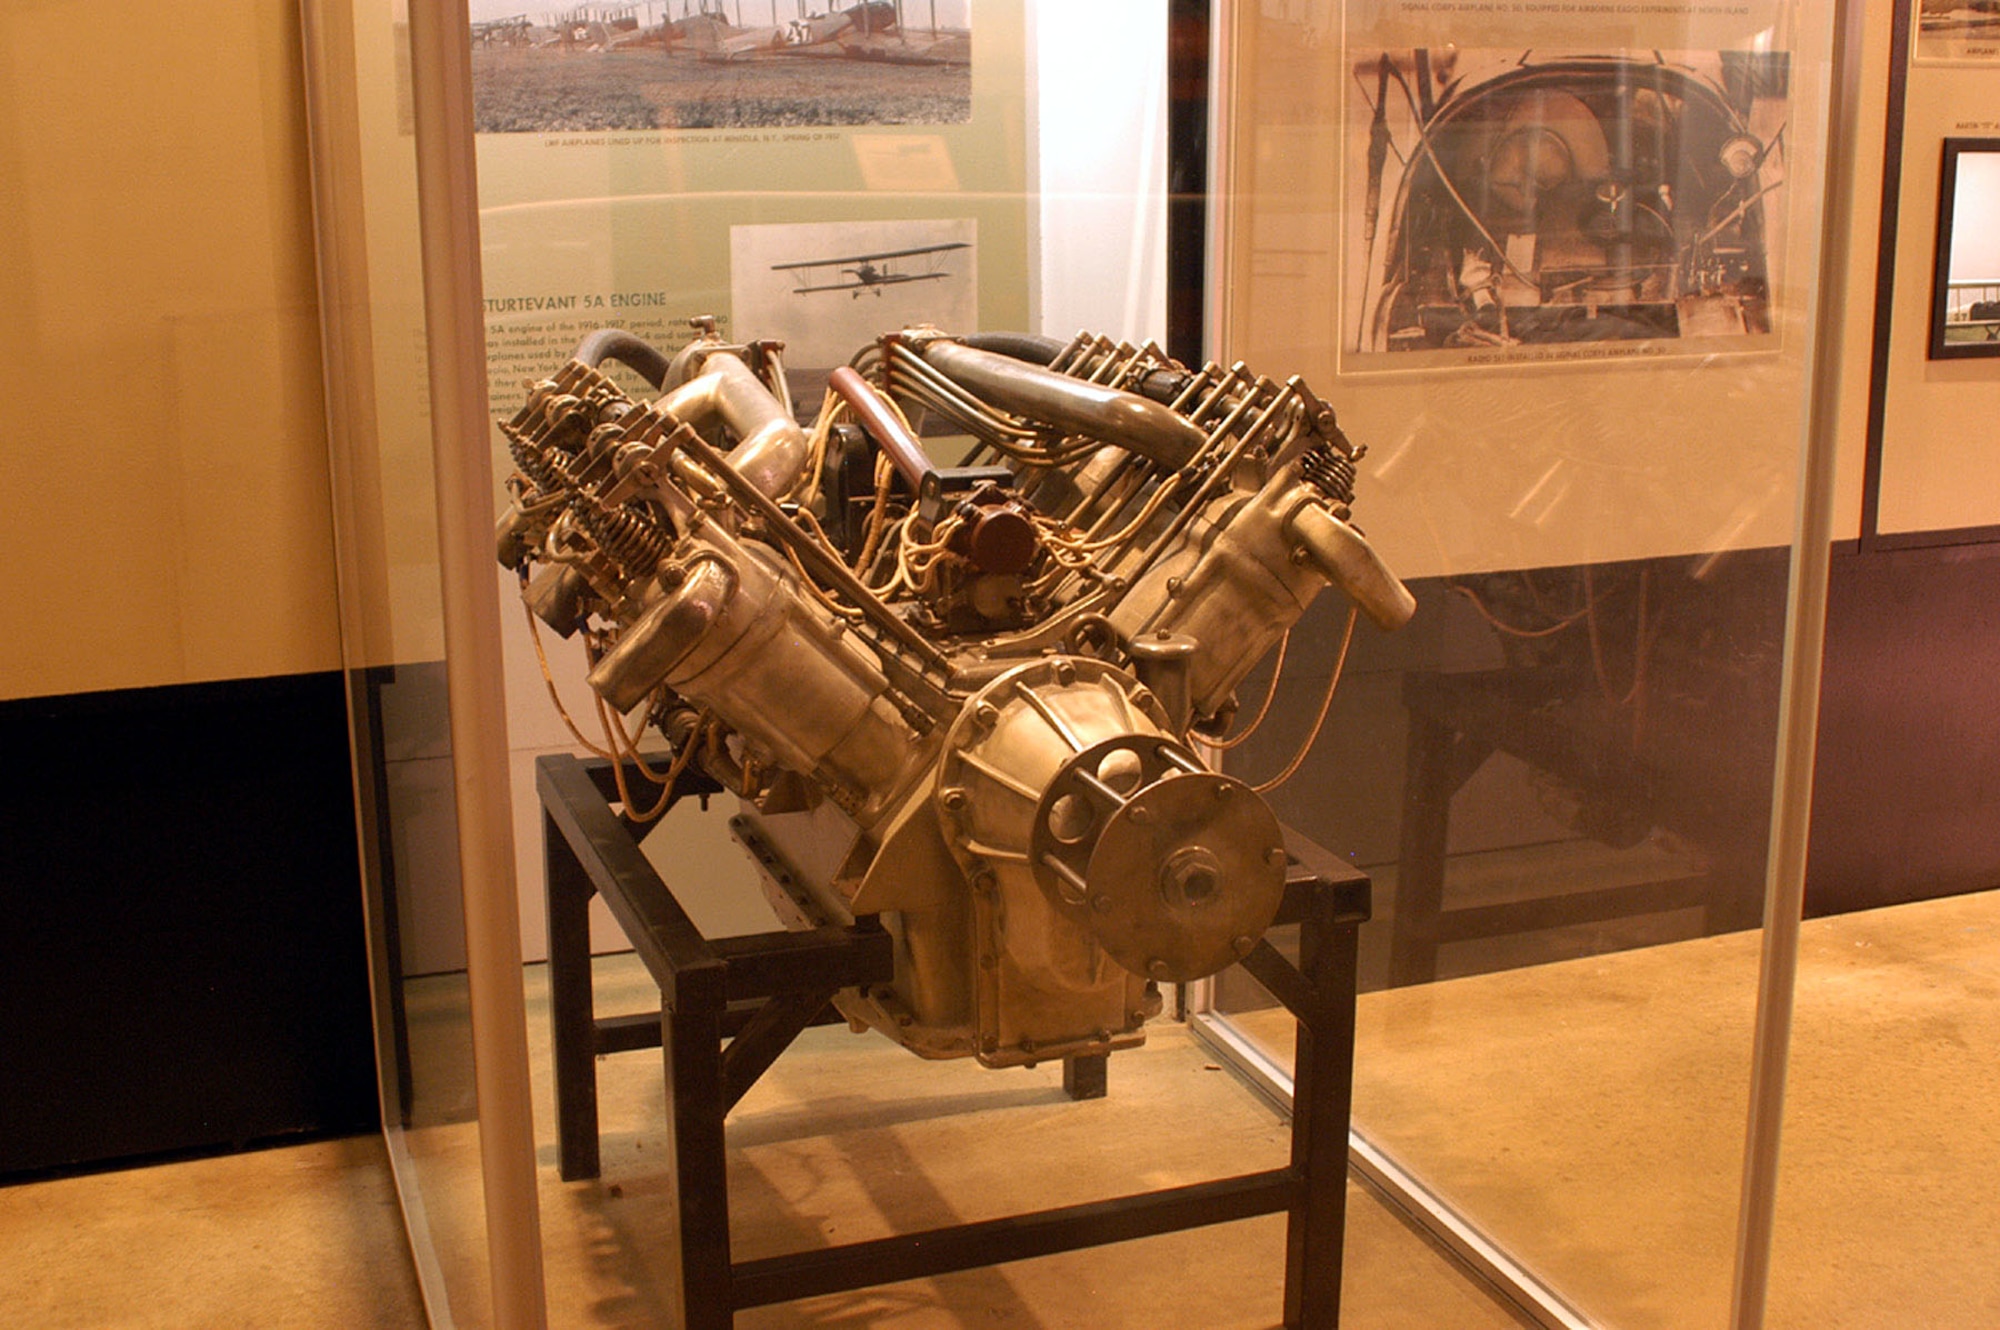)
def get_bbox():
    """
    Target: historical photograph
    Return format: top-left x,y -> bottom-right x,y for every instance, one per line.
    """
1915,0 -> 2000,62
470,0 -> 971,133
1344,49 -> 1791,363
729,216 -> 977,408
